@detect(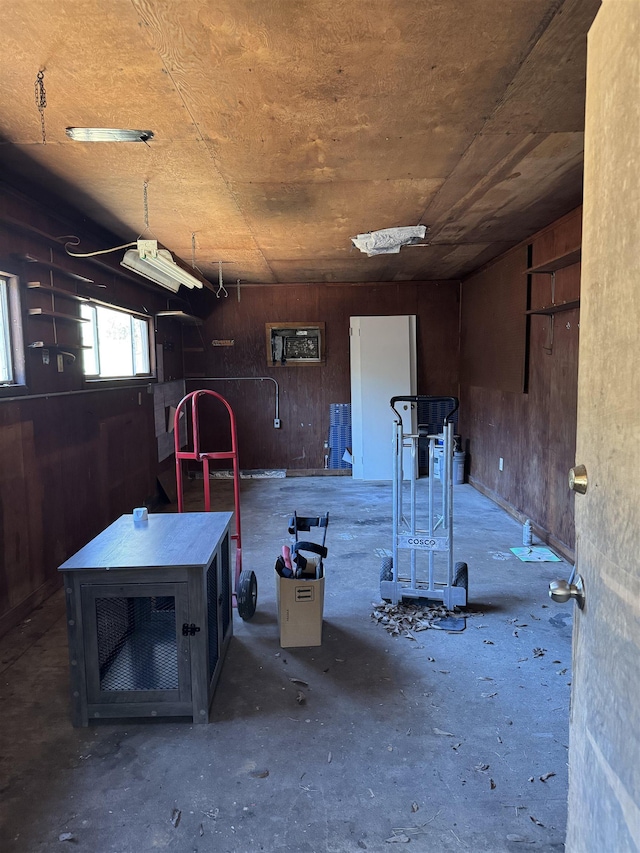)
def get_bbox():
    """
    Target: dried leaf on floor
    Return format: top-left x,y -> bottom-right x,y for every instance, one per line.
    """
411,802 -> 419,812
539,772 -> 556,782
557,668 -> 567,675
199,823 -> 204,837
289,678 -> 309,687
475,763 -> 490,772
483,640 -> 494,645
490,779 -> 496,789
529,816 -> 545,827
296,690 -> 306,705
250,769 -> 270,779
481,692 -> 498,698
533,648 -> 546,658
327,752 -> 332,763
371,601 -> 464,637
58,833 -> 75,842
477,676 -> 493,681
433,727 -> 455,736
170,808 -> 182,828
386,833 -> 411,843
528,777 -> 535,783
